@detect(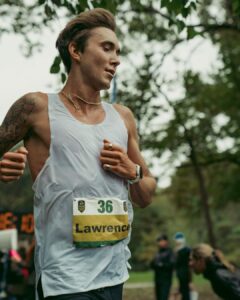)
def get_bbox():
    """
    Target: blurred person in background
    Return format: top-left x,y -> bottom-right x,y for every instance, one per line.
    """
150,234 -> 175,300
190,243 -> 240,300
174,232 -> 191,300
